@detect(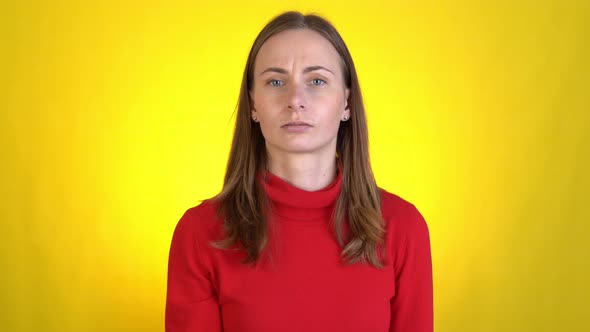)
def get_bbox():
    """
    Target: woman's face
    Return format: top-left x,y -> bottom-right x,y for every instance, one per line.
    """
250,28 -> 350,159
